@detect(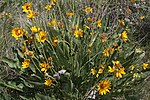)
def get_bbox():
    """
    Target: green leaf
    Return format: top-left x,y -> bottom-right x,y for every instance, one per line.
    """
35,93 -> 55,100
0,81 -> 23,92
28,80 -> 43,86
13,48 -> 24,62
1,57 -> 17,68
30,63 -> 36,73
19,95 -> 29,100
17,83 -> 24,89
20,78 -> 34,88
70,80 -> 74,91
